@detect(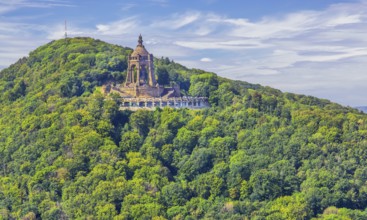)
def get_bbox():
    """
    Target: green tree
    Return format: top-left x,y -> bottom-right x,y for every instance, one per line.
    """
156,66 -> 170,86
